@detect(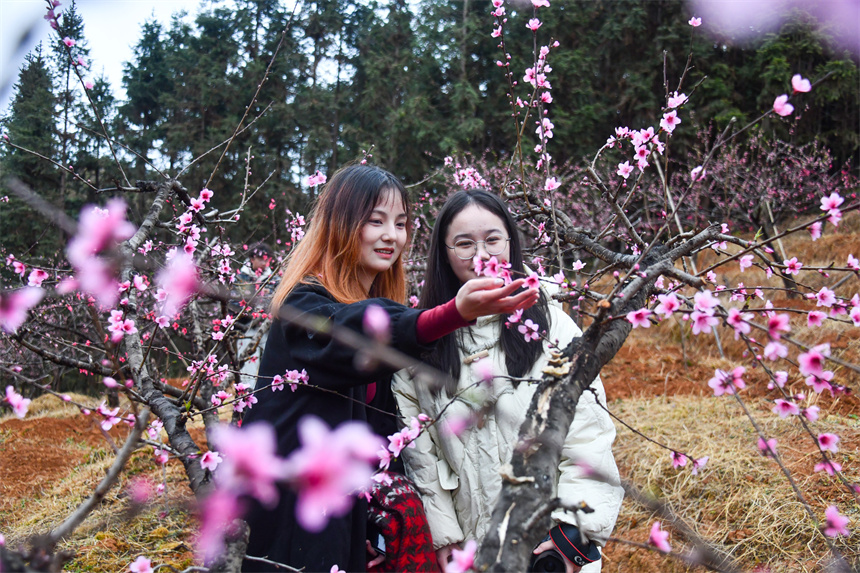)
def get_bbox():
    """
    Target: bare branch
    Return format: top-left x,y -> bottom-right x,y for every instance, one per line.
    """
12,330 -> 114,376
4,177 -> 78,235
49,408 -> 150,543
